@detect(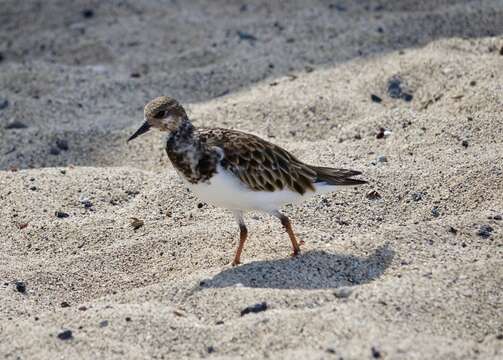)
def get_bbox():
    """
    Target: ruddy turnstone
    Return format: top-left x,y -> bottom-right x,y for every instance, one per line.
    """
128,96 -> 366,266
